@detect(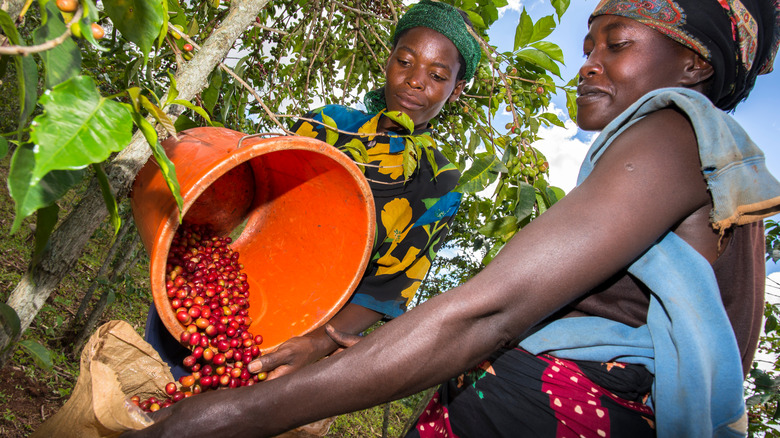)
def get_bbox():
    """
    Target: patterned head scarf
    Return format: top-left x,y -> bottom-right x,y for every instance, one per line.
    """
364,0 -> 482,114
591,0 -> 780,111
